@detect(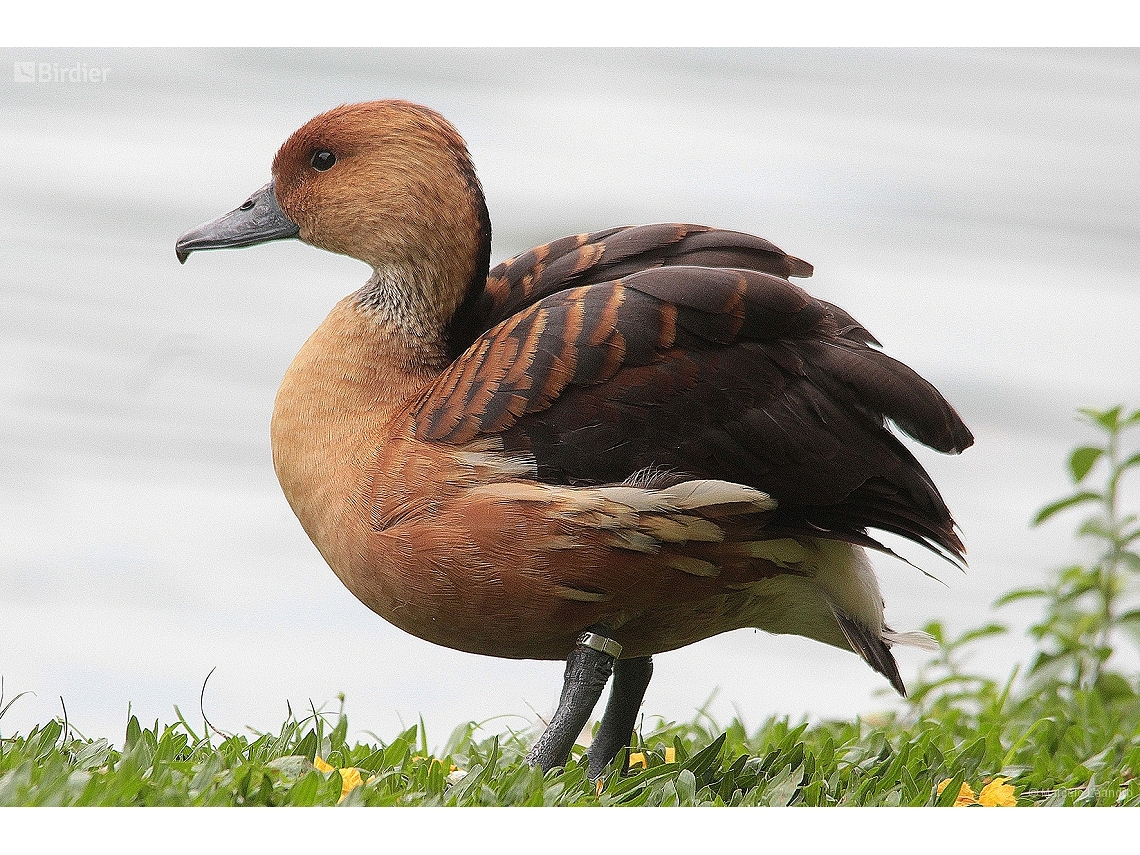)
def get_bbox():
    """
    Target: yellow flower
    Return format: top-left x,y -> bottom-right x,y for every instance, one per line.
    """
936,778 -> 977,806
978,777 -> 1017,807
313,756 -> 366,803
937,776 -> 1019,807
337,766 -> 364,802
628,747 -> 675,770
